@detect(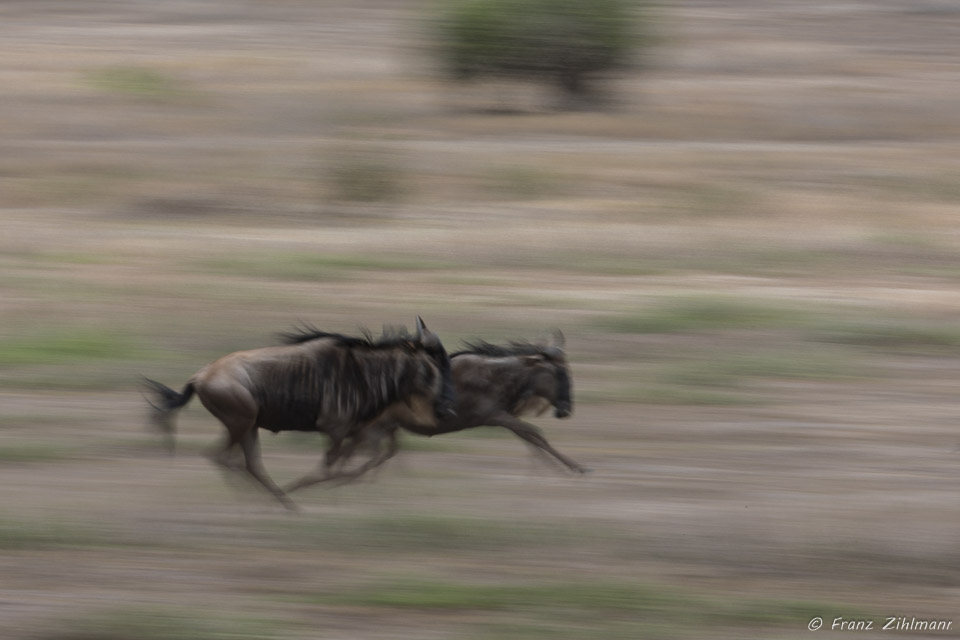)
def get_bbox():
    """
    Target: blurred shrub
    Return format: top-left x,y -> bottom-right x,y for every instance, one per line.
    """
434,0 -> 647,104
324,150 -> 407,203
485,164 -> 562,200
